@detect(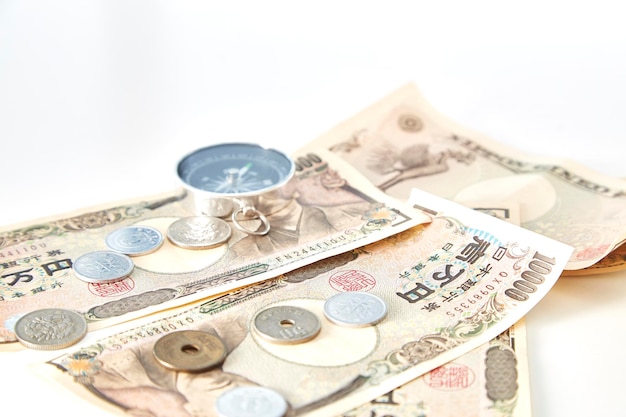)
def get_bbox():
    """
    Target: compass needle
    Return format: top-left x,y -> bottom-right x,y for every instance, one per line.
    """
213,181 -> 230,192
237,162 -> 253,180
